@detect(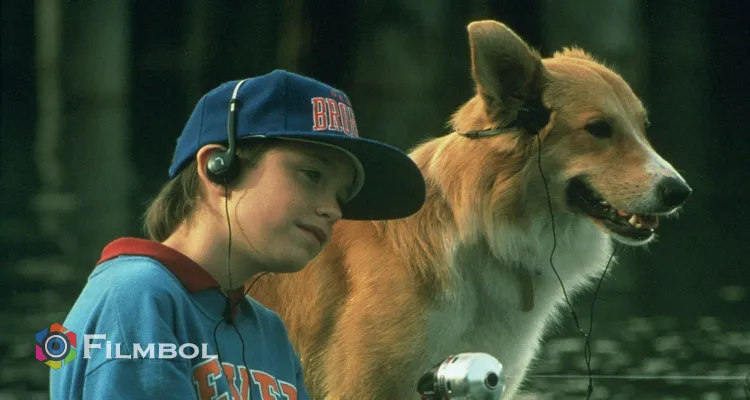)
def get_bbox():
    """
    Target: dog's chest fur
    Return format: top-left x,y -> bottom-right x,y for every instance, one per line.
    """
421,216 -> 613,396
